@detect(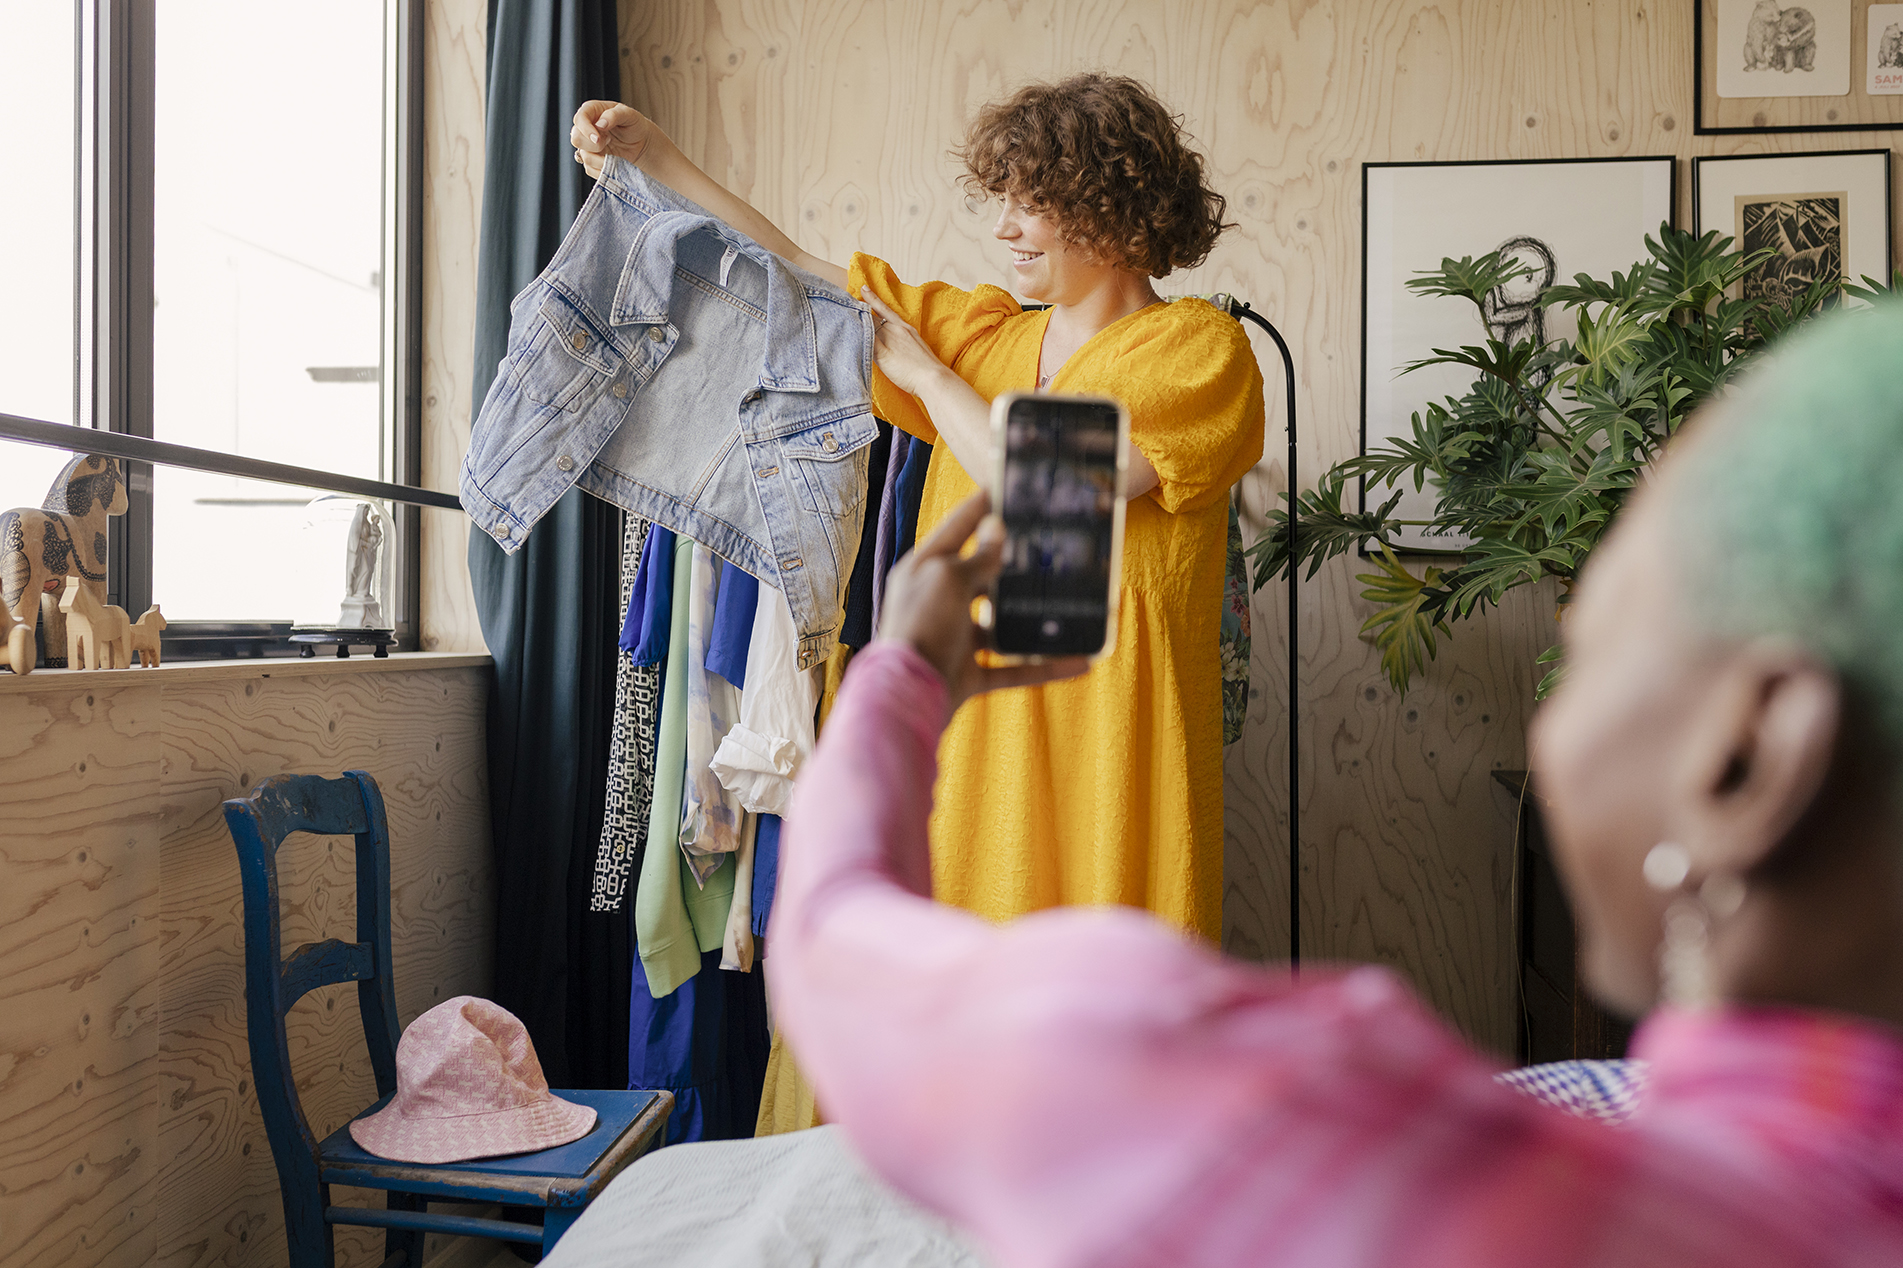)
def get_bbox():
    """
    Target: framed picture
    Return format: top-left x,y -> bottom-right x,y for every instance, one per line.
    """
1697,0 -> 1903,133
1692,150 -> 1894,303
1362,158 -> 1676,552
